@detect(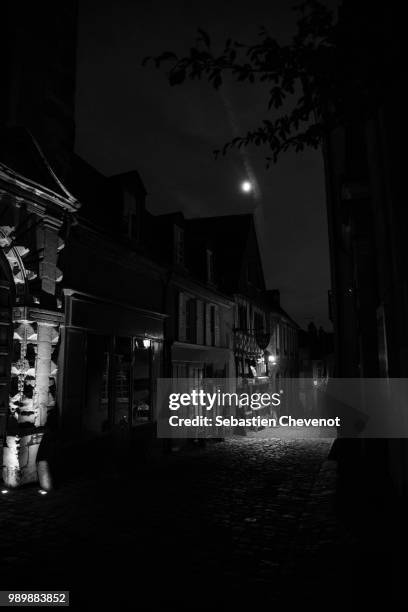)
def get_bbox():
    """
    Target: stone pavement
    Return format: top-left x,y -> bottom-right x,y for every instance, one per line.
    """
0,435 -> 401,610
